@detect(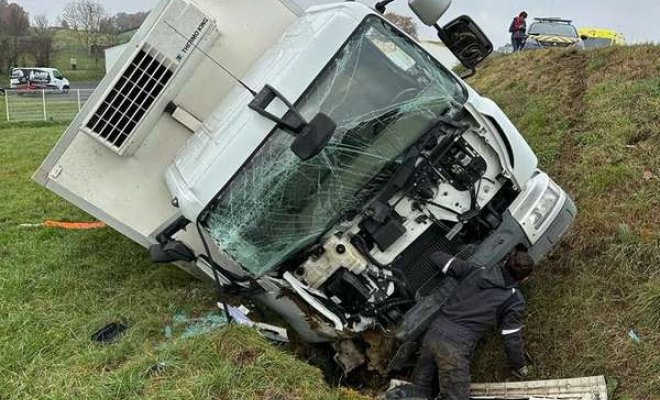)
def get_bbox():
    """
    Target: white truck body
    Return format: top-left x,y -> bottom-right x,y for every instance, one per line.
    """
35,0 -> 576,366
